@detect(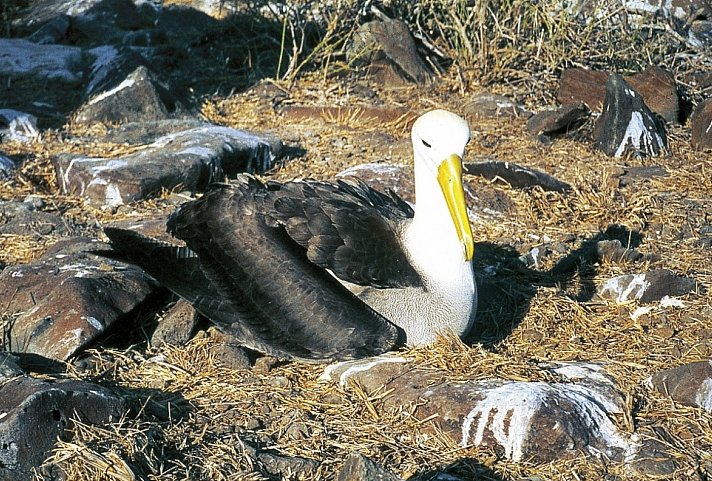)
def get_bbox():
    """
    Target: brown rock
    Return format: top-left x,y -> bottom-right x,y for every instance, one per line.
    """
597,269 -> 697,303
463,94 -> 532,119
649,360 -> 712,411
336,453 -> 403,481
691,97 -> 712,150
0,237 -> 158,361
558,67 -> 679,122
321,358 -> 634,464
347,16 -> 432,85
526,102 -> 590,136
151,299 -> 199,346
